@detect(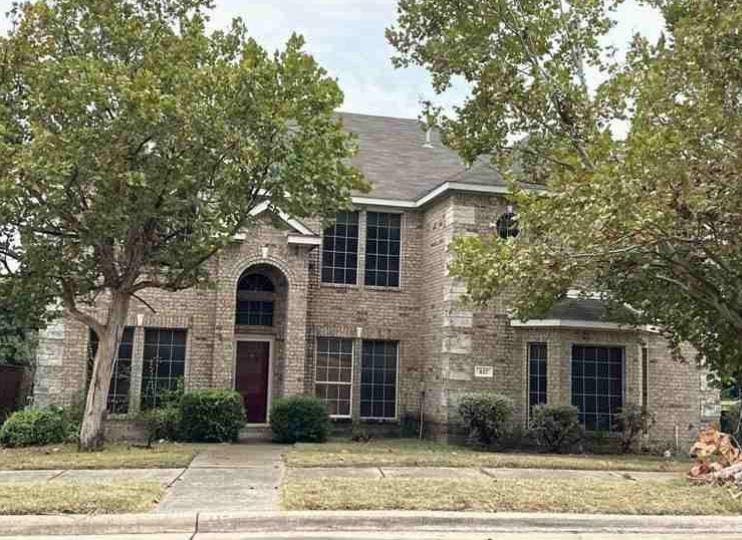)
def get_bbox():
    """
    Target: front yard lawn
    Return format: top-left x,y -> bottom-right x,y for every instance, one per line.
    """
0,443 -> 196,470
0,481 -> 163,514
283,477 -> 739,515
285,439 -> 689,473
